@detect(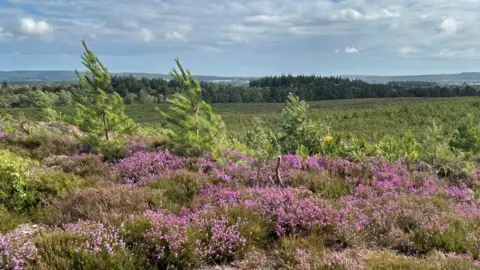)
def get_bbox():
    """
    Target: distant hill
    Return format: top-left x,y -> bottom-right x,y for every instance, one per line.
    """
0,70 -> 253,85
2,70 -> 480,85
341,72 -> 480,84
